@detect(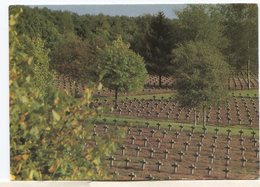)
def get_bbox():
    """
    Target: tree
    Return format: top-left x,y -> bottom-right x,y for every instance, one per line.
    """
171,41 -> 229,126
218,4 -> 258,88
10,10 -> 123,180
18,35 -> 55,98
51,33 -> 97,86
98,37 -> 148,107
144,12 -> 174,87
176,5 -> 228,51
